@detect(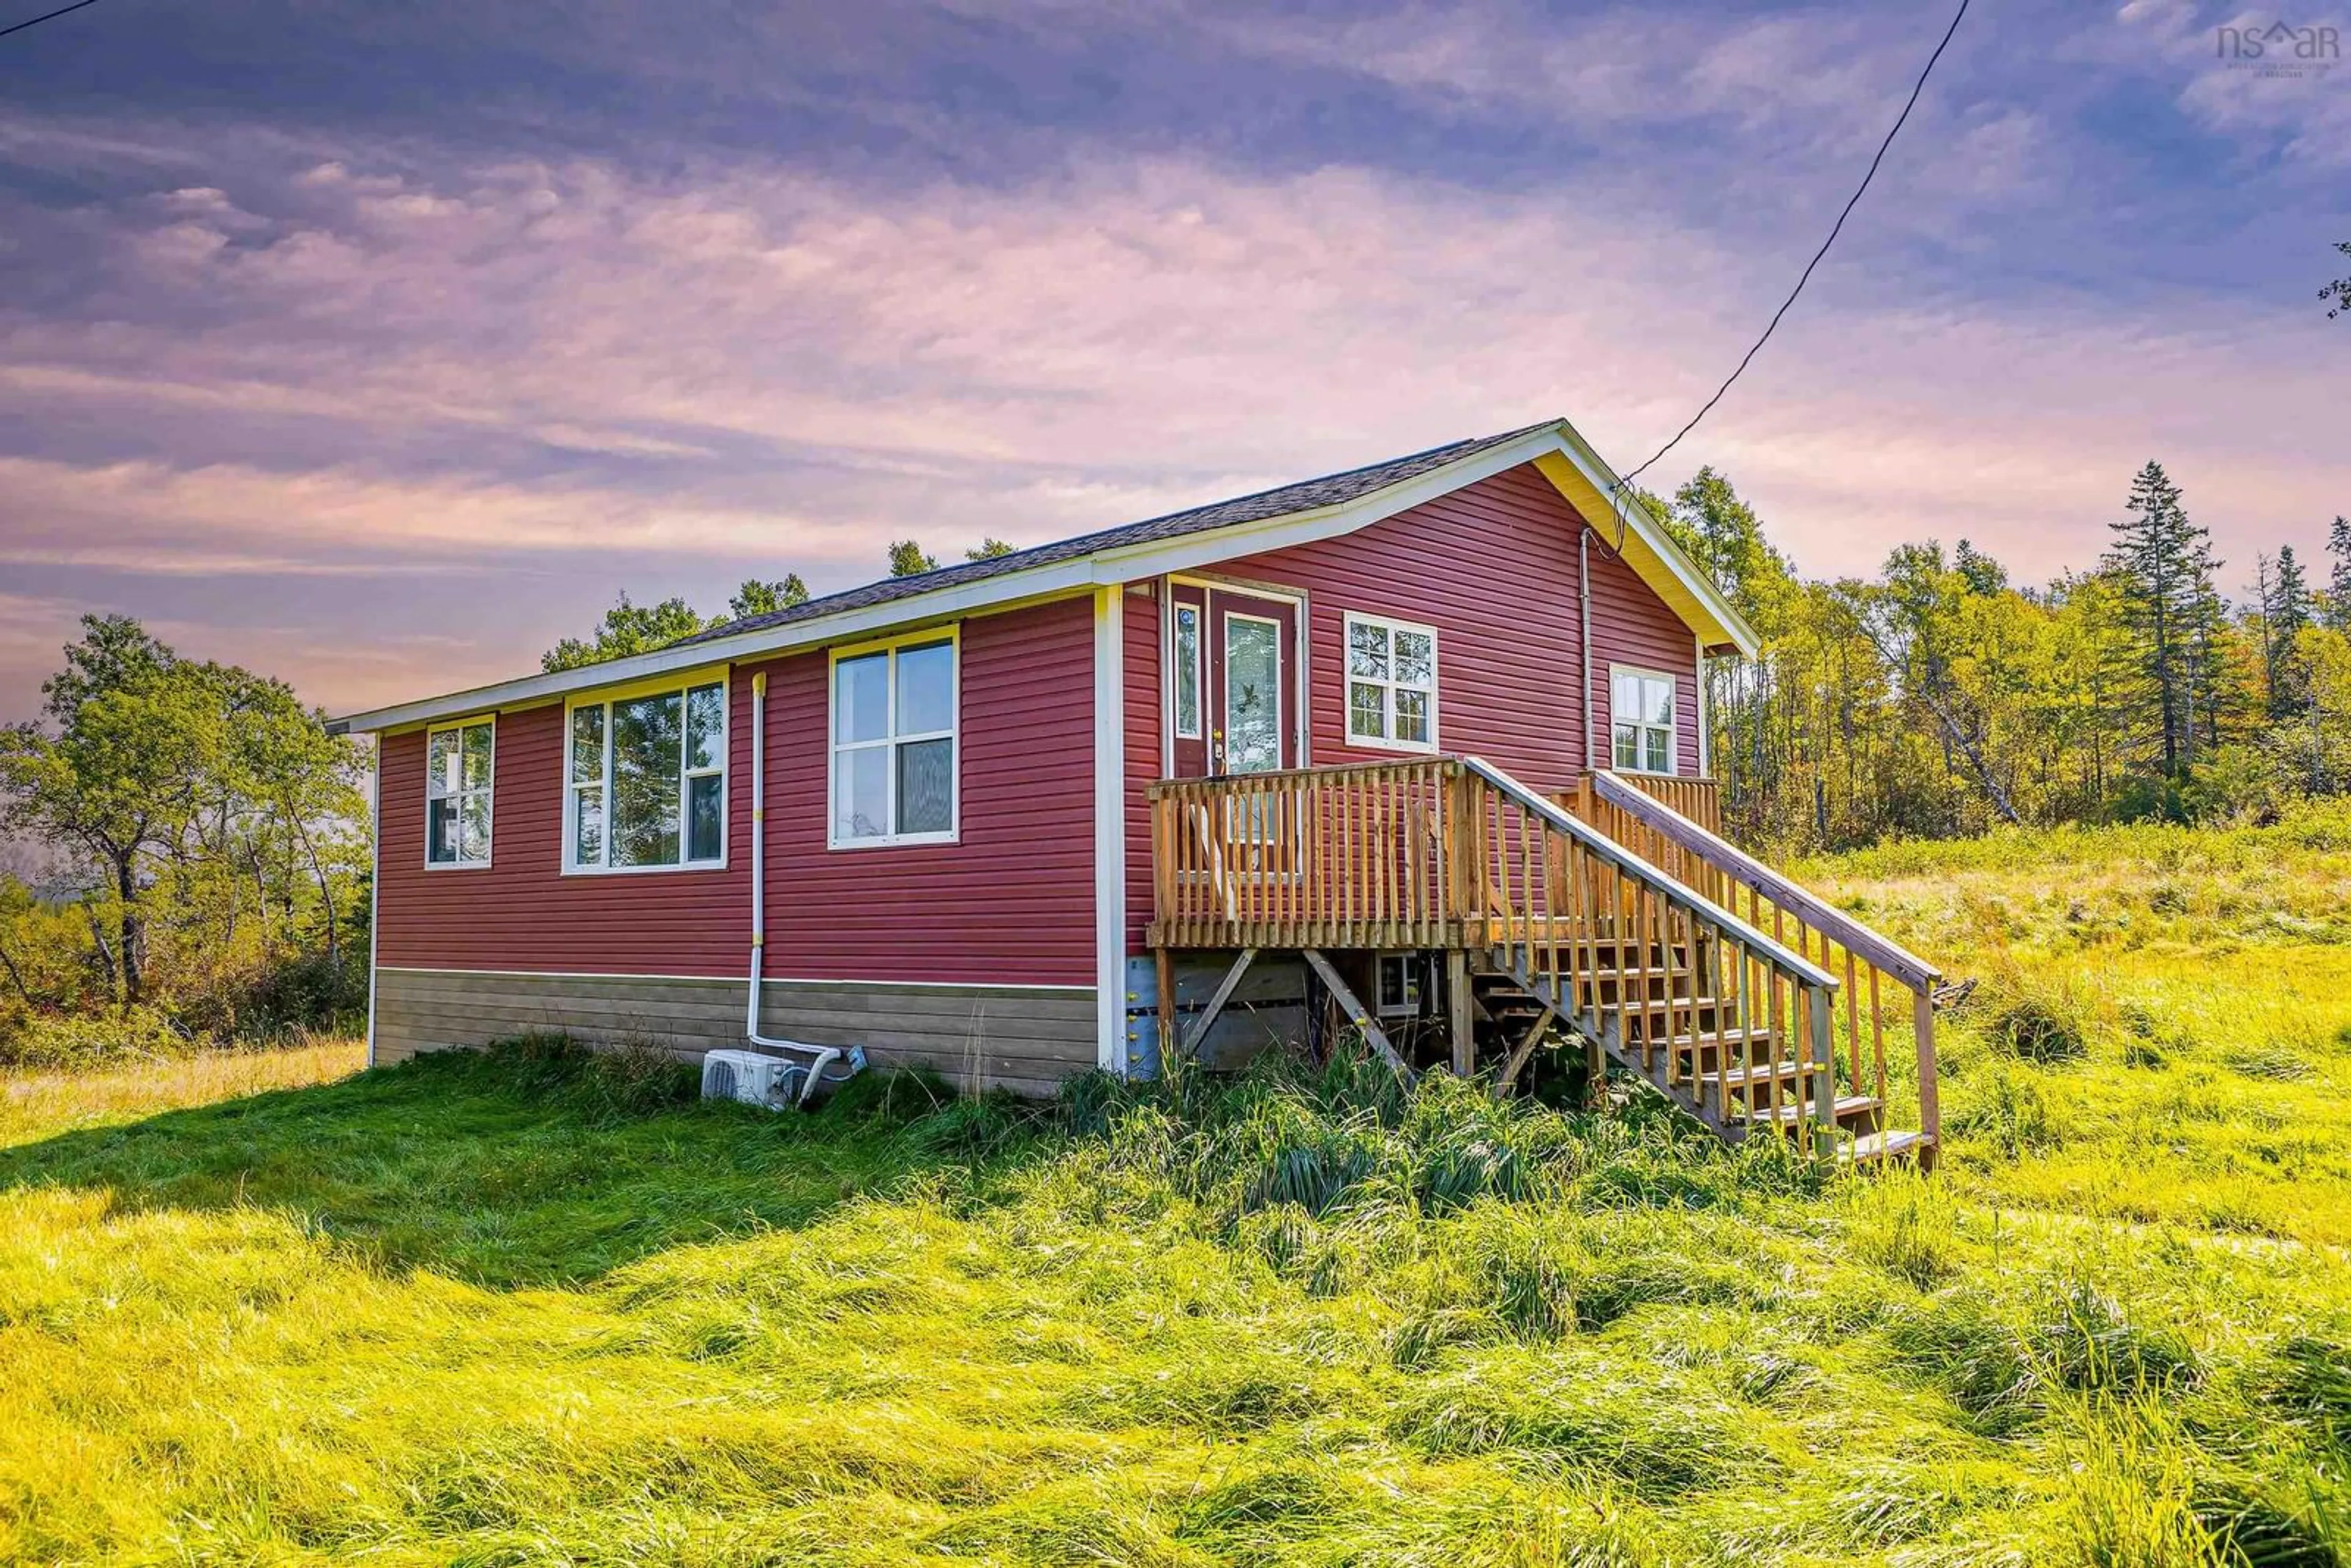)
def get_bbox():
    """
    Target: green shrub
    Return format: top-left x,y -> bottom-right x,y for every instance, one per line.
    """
0,1005 -> 189,1069
1947,1065 -> 2065,1158
582,1035 -> 697,1120
822,1064 -> 957,1125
